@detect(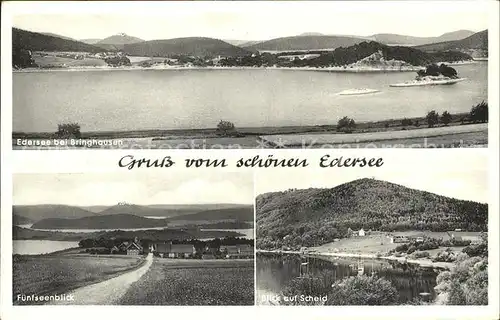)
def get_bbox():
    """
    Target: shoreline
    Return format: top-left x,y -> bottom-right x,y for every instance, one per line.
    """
13,59 -> 482,73
256,249 -> 454,270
